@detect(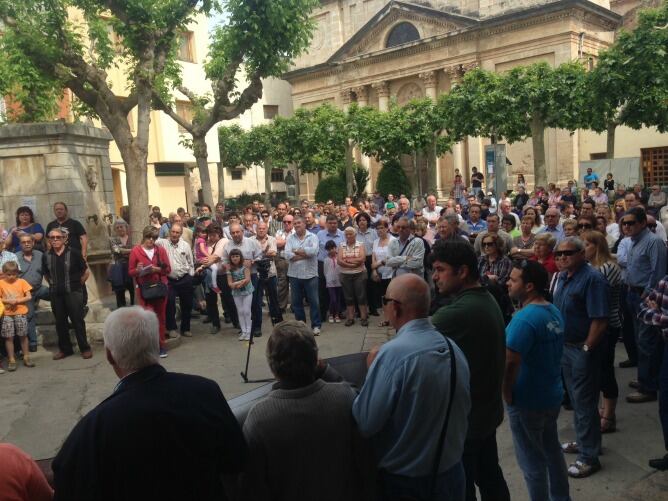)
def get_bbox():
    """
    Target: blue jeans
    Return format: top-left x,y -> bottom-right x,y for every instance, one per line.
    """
379,461 -> 465,501
629,289 -> 662,393
289,276 -> 321,328
507,405 -> 571,501
561,344 -> 602,465
27,285 -> 50,348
